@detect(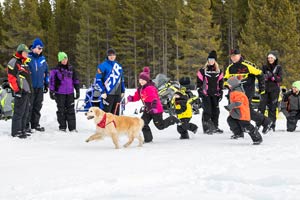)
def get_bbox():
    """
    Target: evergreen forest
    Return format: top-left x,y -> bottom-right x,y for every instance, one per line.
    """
0,0 -> 299,87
